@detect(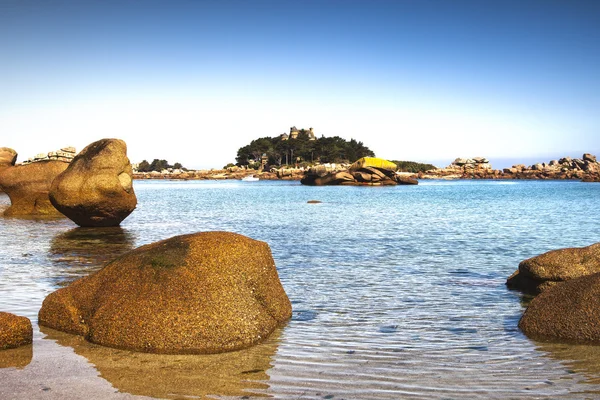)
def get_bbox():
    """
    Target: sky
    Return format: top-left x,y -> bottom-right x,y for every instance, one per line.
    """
1,0 -> 599,169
